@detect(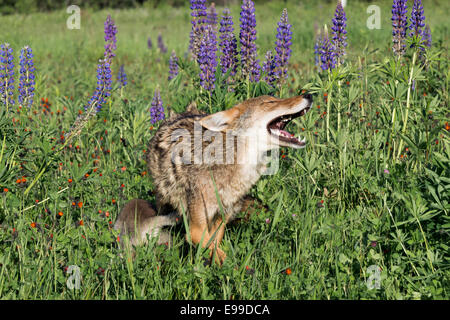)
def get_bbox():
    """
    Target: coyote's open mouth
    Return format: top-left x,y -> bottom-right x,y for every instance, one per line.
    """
267,107 -> 311,148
